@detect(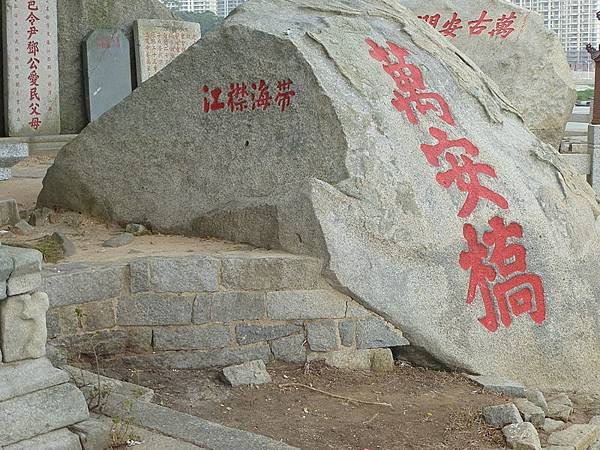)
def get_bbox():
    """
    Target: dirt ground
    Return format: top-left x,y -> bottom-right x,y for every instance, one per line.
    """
1,156 -> 257,263
97,361 -> 507,450
0,155 -> 51,211
0,208 -> 256,262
